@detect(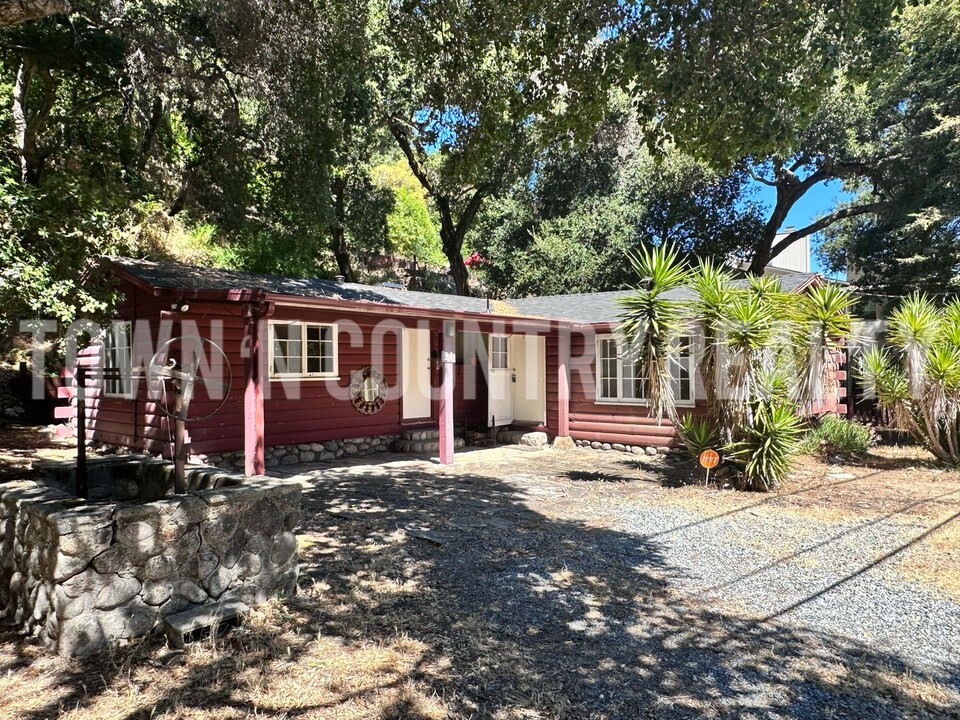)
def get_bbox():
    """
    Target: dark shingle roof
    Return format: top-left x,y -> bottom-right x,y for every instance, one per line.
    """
509,272 -> 823,323
109,257 -> 824,325
110,257 -> 497,315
